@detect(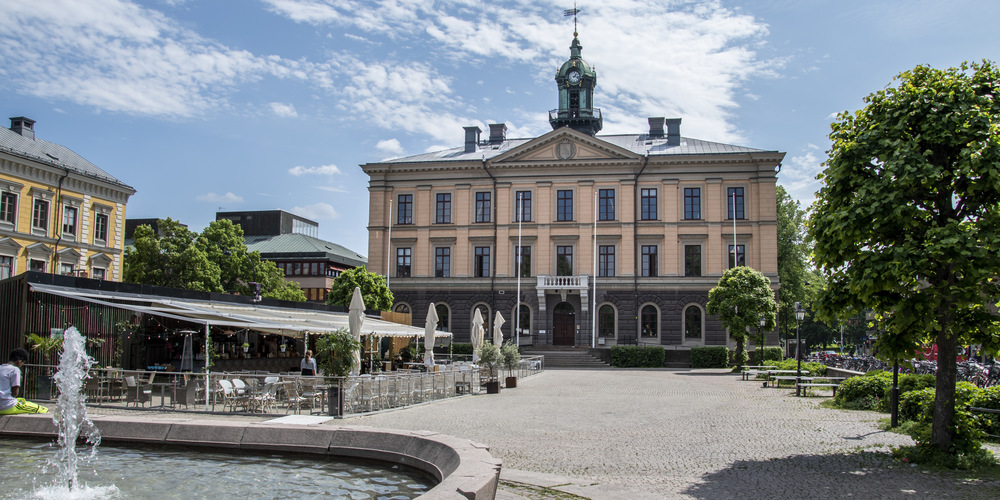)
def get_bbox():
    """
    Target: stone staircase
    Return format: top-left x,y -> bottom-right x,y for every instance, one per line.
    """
521,346 -> 610,369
